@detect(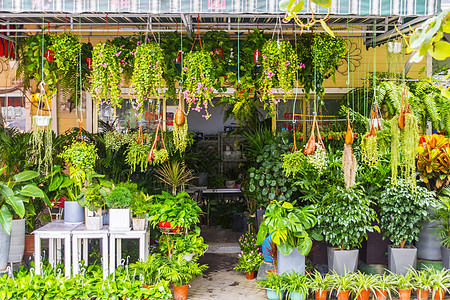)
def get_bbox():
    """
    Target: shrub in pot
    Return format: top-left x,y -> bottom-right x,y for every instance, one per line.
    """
330,272 -> 354,300
431,188 -> 450,268
106,187 -> 132,231
379,180 -> 435,274
315,186 -> 378,275
158,233 -> 208,260
81,186 -> 106,231
256,200 -> 317,275
284,272 -> 309,300
394,271 -> 414,300
257,272 -> 286,300
350,271 -> 378,300
307,270 -> 333,300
